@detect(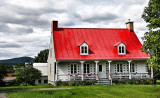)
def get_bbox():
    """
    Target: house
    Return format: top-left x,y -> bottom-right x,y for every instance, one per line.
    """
47,20 -> 153,85
33,63 -> 48,84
